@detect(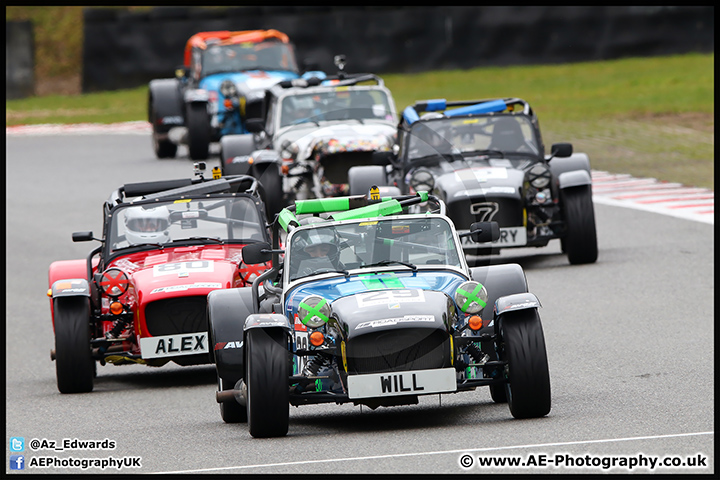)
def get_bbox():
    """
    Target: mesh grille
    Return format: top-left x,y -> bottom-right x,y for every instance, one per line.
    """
346,329 -> 450,374
144,296 -> 207,337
